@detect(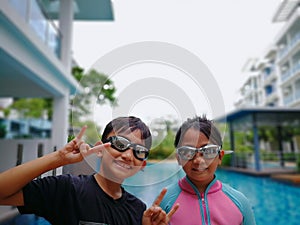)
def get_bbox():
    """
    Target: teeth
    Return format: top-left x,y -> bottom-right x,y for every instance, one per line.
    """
115,161 -> 131,169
